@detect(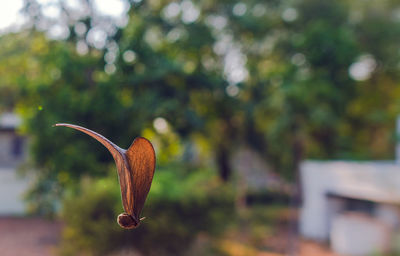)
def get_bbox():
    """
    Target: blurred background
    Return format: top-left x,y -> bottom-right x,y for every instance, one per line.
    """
1,0 -> 400,255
